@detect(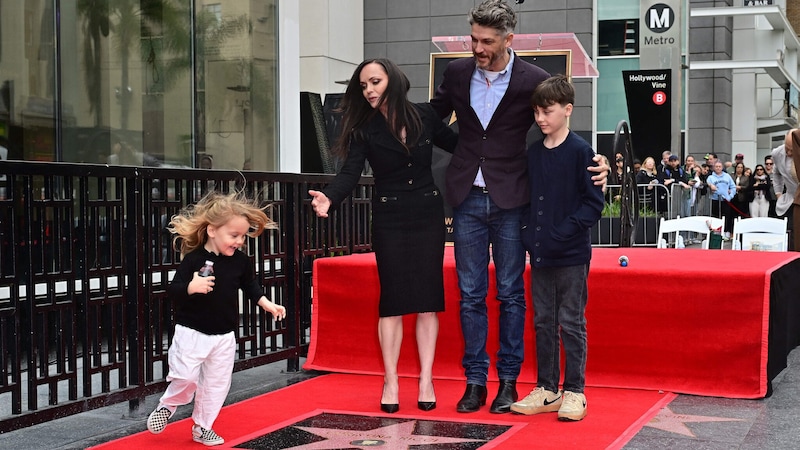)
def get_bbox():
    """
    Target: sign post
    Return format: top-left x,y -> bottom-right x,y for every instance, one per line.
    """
622,69 -> 672,163
639,0 -> 682,158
